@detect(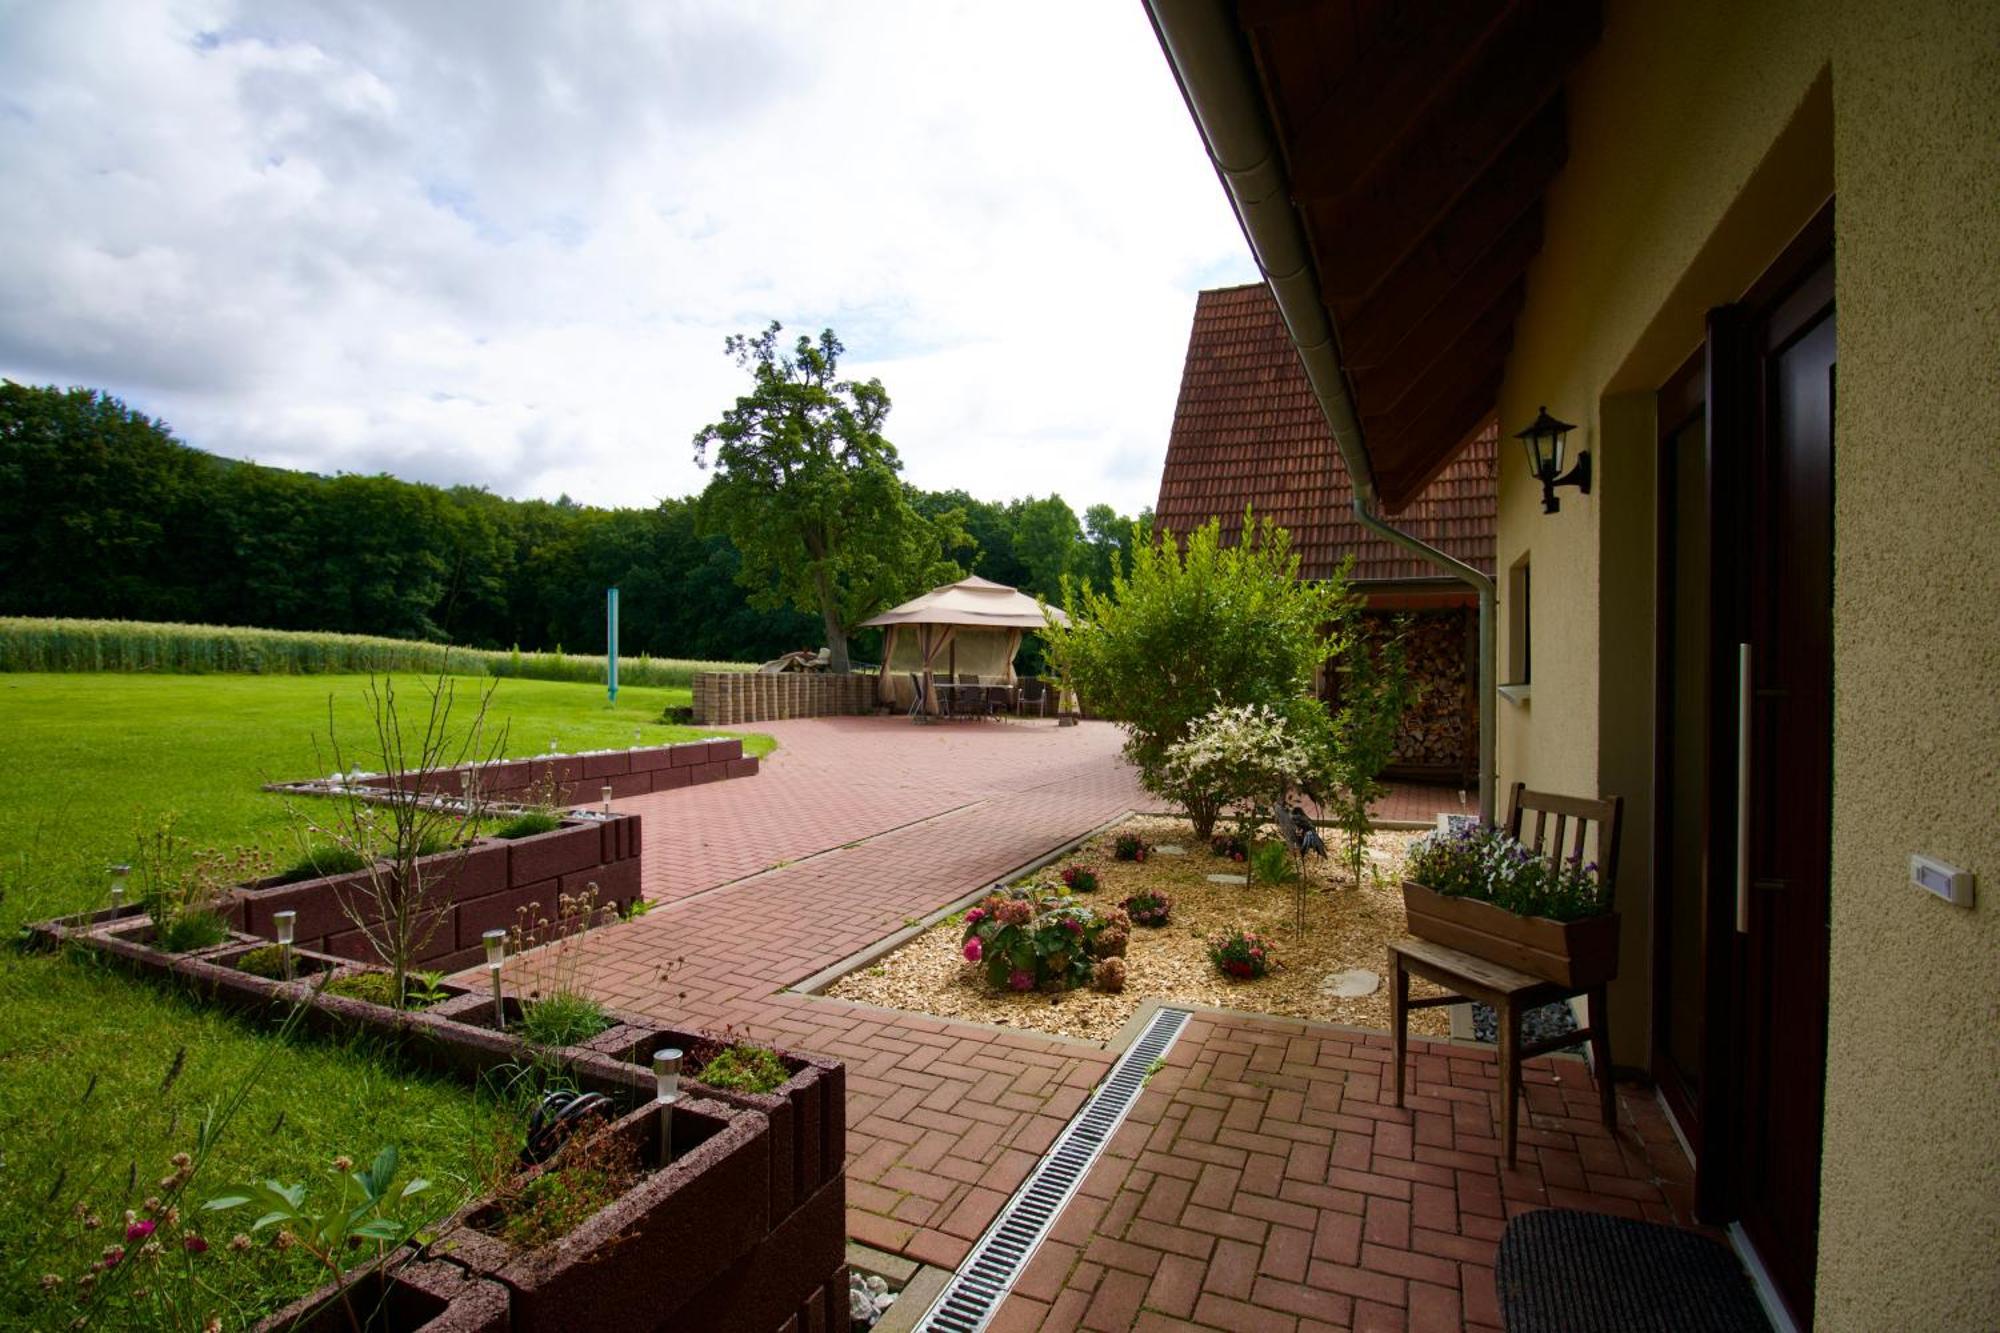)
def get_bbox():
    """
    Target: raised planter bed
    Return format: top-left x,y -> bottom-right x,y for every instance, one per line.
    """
251,1251 -> 510,1333
436,1097 -> 771,1333
1402,880 -> 1620,987
583,1021 -> 843,1226
26,900 -> 846,1333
